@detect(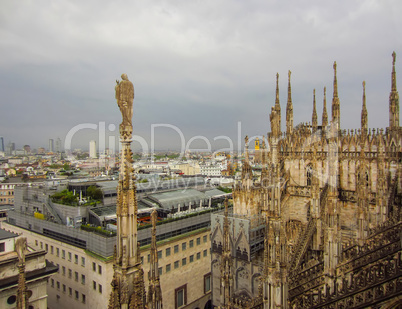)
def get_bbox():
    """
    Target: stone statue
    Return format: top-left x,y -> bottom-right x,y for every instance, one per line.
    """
15,237 -> 27,262
270,106 -> 279,137
115,74 -> 134,136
